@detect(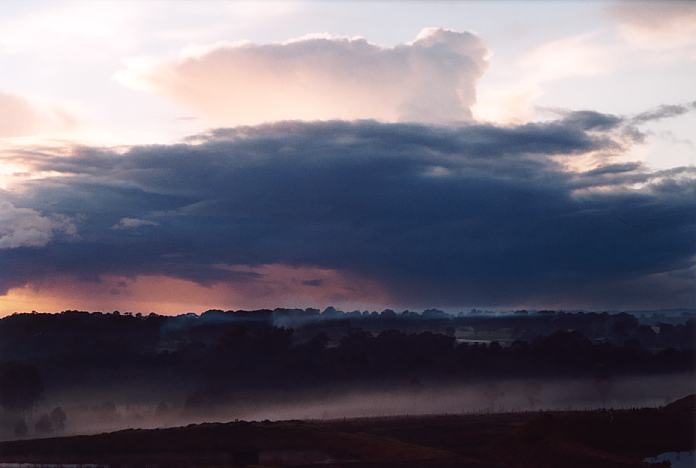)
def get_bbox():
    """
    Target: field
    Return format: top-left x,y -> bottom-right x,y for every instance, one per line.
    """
0,395 -> 693,467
